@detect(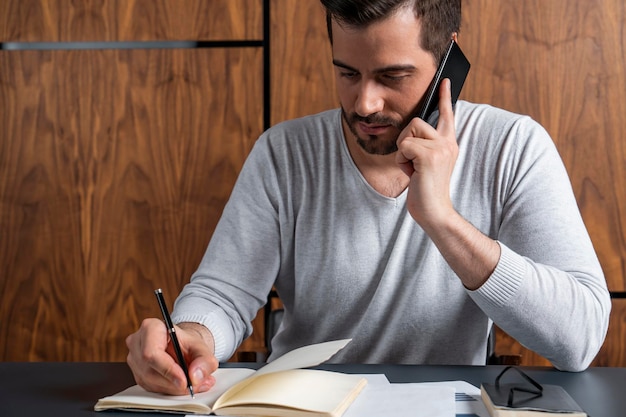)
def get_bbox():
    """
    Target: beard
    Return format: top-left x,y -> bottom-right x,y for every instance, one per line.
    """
341,107 -> 408,156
